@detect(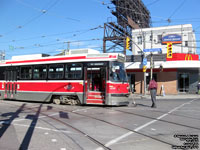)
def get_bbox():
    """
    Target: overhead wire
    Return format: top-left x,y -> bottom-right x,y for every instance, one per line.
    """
0,25 -> 103,44
146,0 -> 162,6
167,0 -> 187,25
15,0 -> 80,22
9,38 -> 102,50
3,0 -> 62,36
